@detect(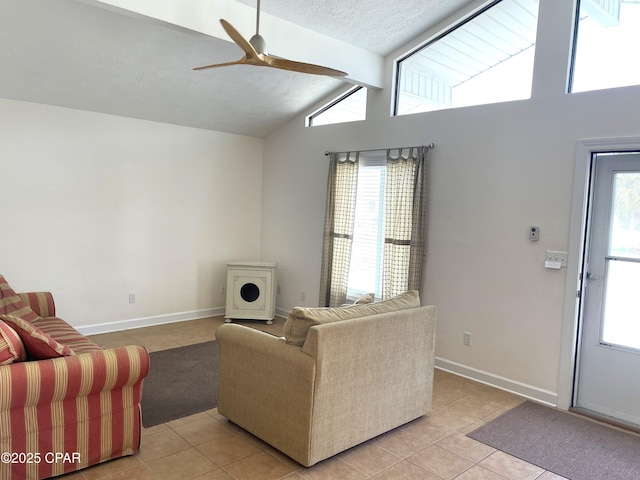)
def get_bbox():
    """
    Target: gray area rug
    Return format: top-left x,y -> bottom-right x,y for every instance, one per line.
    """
141,341 -> 219,427
468,401 -> 640,480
